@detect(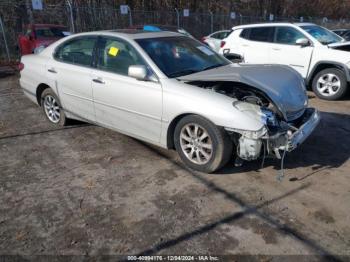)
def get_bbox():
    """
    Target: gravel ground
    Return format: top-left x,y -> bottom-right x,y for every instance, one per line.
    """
0,75 -> 349,260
